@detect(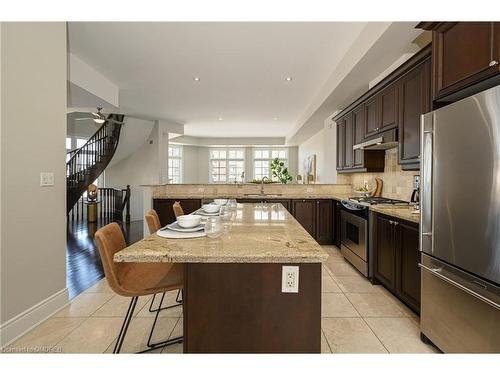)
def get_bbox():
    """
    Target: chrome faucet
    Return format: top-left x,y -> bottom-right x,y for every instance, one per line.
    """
260,176 -> 269,195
